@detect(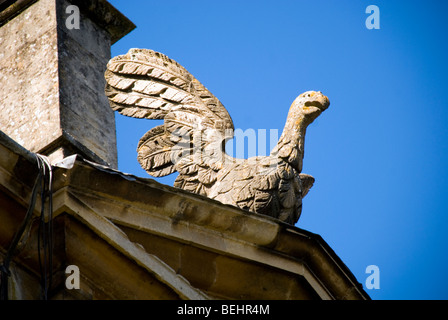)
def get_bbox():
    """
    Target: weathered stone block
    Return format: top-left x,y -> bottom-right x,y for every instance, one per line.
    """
0,0 -> 135,167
